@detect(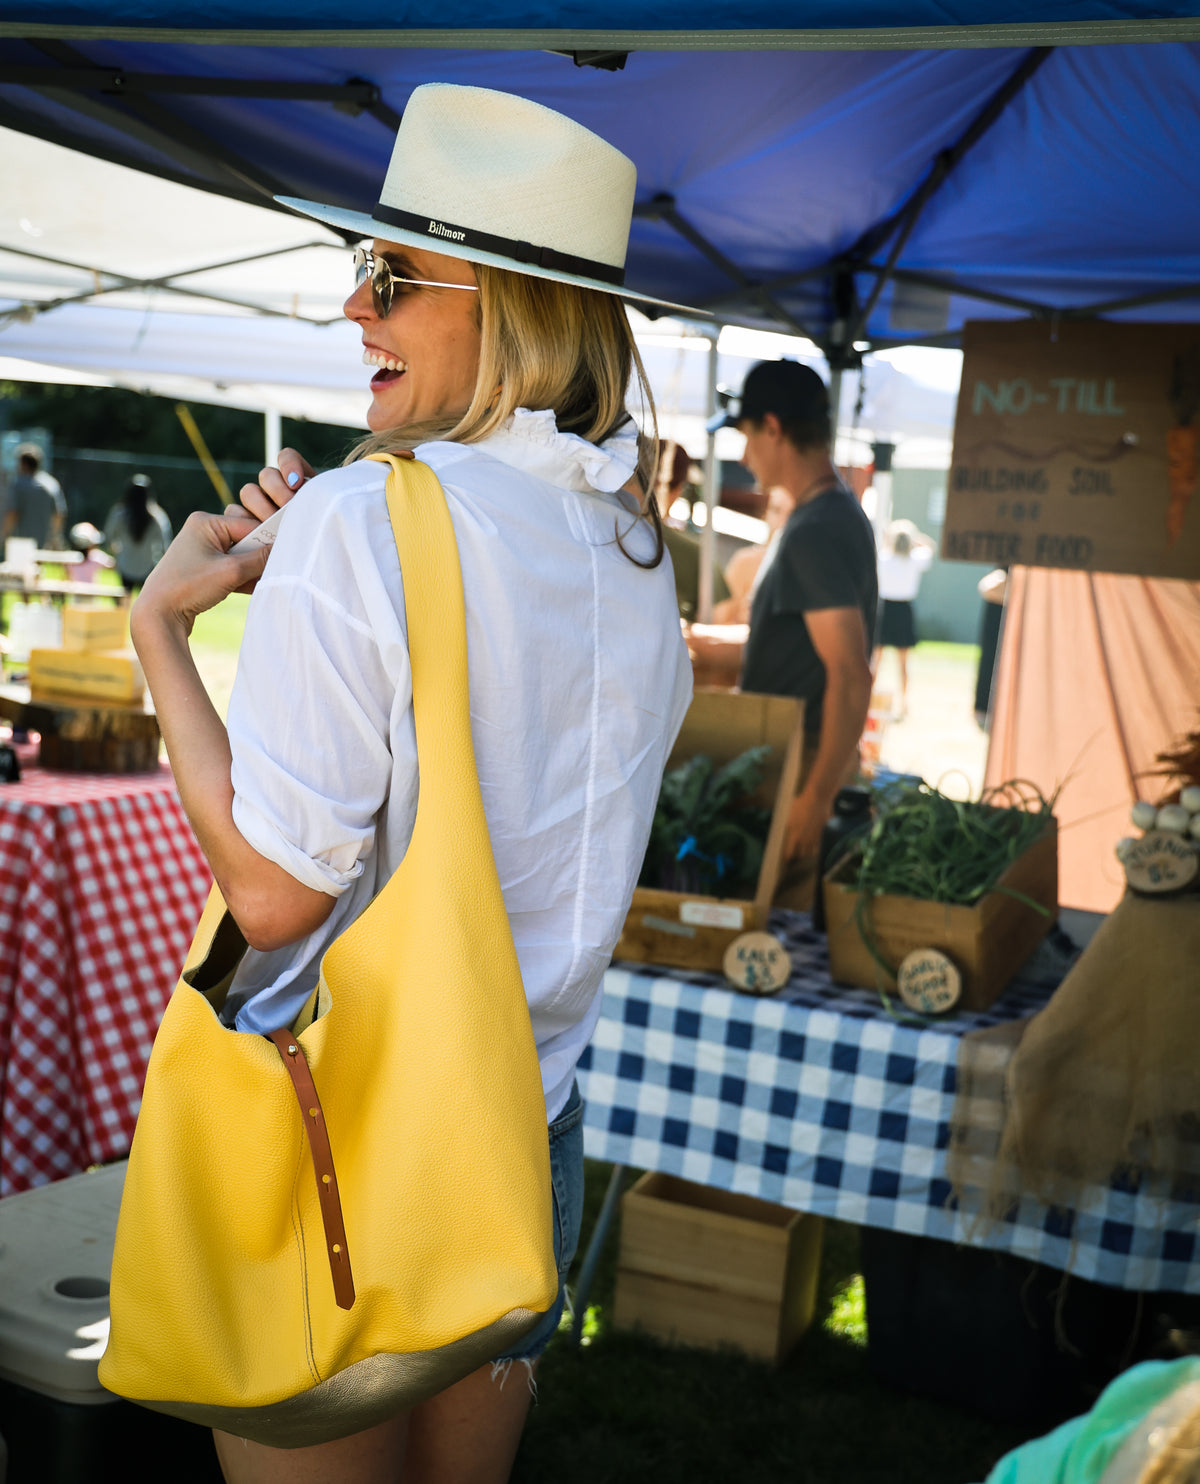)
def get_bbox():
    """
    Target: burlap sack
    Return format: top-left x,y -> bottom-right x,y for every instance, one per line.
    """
948,894 -> 1200,1222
